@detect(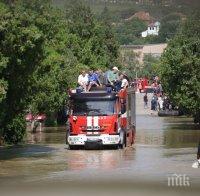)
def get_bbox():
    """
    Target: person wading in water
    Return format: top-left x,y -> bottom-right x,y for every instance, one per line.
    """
192,142 -> 200,168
